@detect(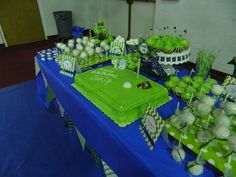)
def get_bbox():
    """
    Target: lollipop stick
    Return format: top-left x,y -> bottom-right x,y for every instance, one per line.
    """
178,134 -> 182,149
136,58 -> 141,78
189,93 -> 194,105
223,93 -> 229,105
196,143 -> 209,163
225,155 -> 232,177
206,114 -> 211,129
189,69 -> 194,77
175,102 -> 180,114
